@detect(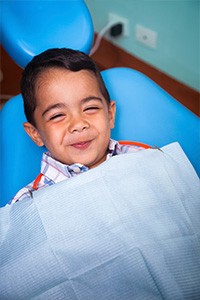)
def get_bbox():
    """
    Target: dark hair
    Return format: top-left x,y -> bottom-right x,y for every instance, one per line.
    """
21,48 -> 110,126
